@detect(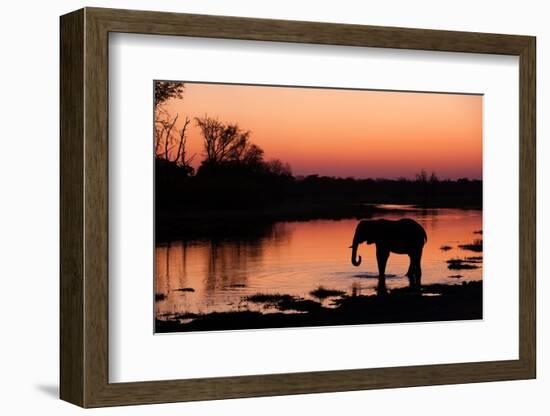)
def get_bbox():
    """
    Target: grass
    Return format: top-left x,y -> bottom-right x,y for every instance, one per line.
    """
165,311 -> 199,320
446,253 -> 483,270
277,298 -> 322,312
465,256 -> 483,262
446,259 -> 479,270
310,286 -> 346,299
245,293 -> 294,303
448,263 -> 478,270
156,281 -> 483,333
245,293 -> 322,312
173,287 -> 195,292
459,239 -> 483,252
